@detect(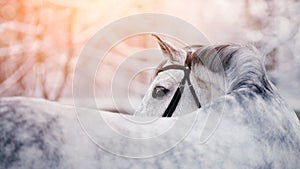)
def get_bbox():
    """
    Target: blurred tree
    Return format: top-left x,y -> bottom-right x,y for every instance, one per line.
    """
0,0 -> 77,100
